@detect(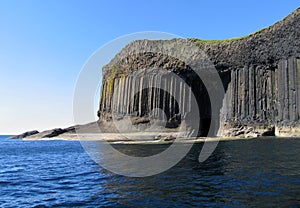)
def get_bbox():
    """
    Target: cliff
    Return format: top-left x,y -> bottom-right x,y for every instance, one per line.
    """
98,8 -> 300,137
98,8 -> 300,136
